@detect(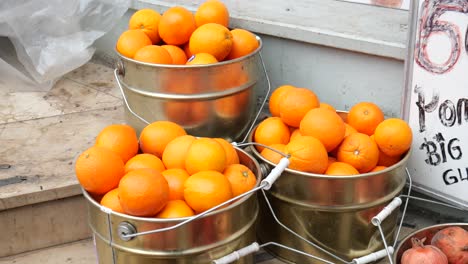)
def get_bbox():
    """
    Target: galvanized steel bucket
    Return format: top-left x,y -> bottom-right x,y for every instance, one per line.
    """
83,148 -> 261,264
114,37 -> 266,142
392,223 -> 468,263
247,120 -> 410,263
